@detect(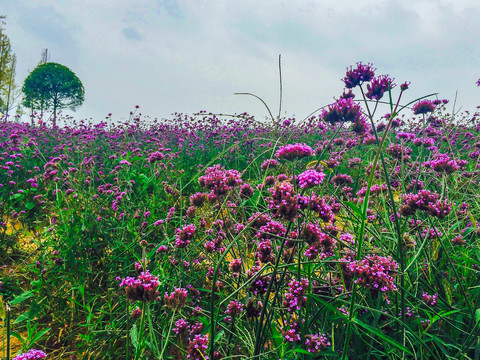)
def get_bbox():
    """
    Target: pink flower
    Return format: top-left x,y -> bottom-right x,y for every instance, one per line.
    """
13,350 -> 47,360
118,270 -> 160,302
297,169 -> 325,189
412,100 -> 436,115
343,62 -> 376,88
275,143 -> 313,161
164,288 -> 188,310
